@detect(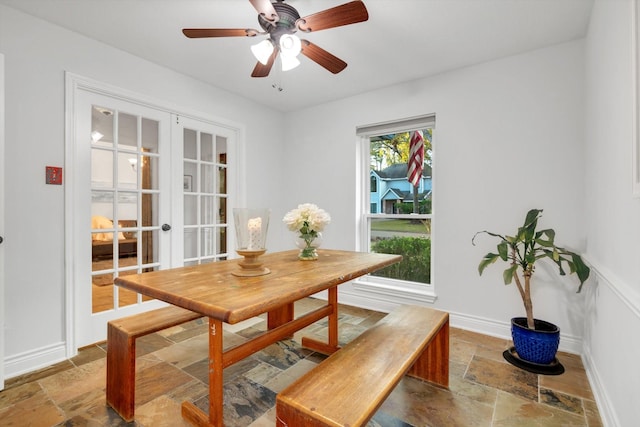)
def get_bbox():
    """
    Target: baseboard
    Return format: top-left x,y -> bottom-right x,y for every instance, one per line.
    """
4,341 -> 68,379
448,310 -> 583,355
335,285 -> 583,354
